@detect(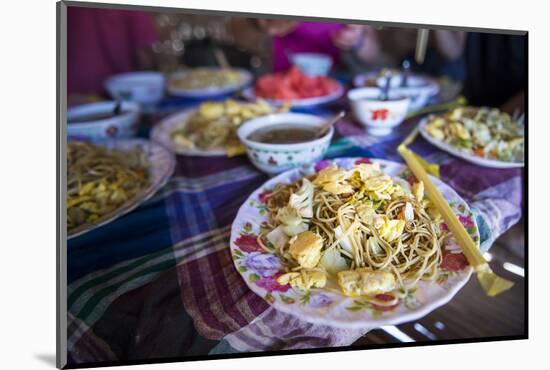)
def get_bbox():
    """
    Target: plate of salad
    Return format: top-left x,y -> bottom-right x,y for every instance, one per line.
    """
419,107 -> 524,168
